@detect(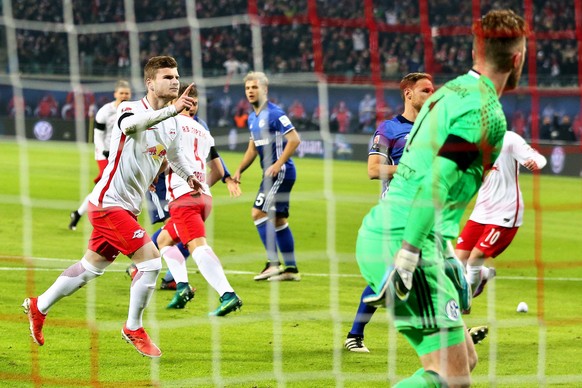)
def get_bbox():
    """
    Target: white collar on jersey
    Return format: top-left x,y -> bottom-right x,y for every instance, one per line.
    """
468,69 -> 481,79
